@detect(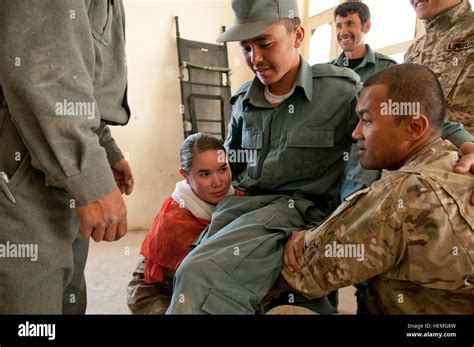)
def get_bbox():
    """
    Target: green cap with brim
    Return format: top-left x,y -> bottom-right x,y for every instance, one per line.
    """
217,0 -> 299,43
